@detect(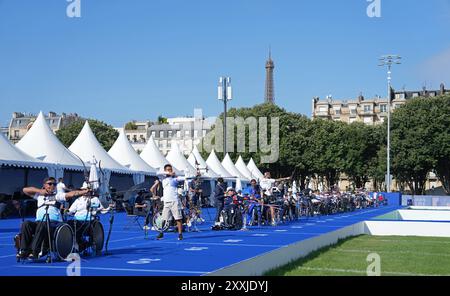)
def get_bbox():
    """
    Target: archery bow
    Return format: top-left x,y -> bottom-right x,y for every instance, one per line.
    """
99,161 -> 114,256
